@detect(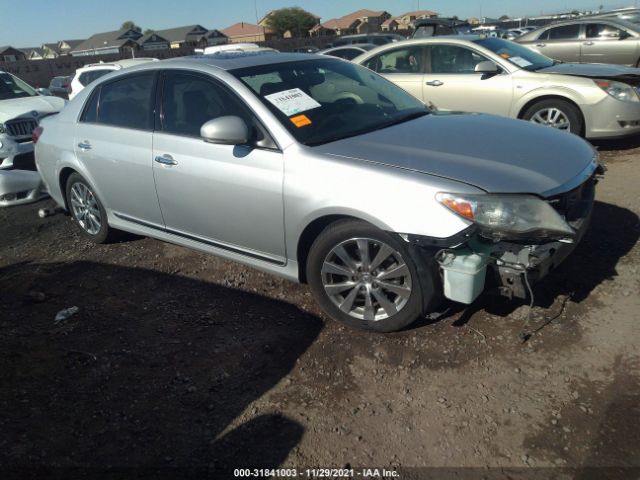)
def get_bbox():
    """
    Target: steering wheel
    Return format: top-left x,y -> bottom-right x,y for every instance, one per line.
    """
331,92 -> 364,105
